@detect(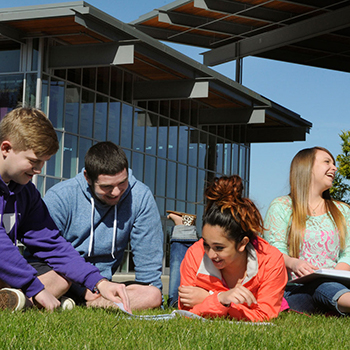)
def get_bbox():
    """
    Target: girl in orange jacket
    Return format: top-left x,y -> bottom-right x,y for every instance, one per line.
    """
178,175 -> 288,321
